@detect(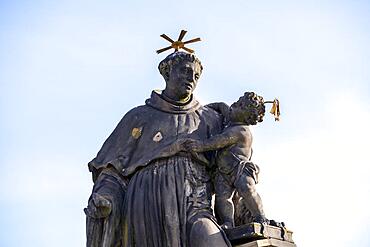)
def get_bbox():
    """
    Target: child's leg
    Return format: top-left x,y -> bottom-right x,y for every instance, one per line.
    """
214,173 -> 235,228
234,171 -> 267,223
